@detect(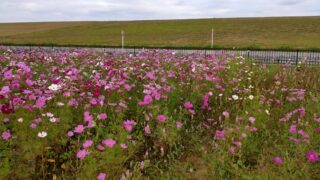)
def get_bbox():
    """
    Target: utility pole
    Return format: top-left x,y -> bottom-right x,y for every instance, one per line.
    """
121,30 -> 124,50
211,28 -> 214,48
